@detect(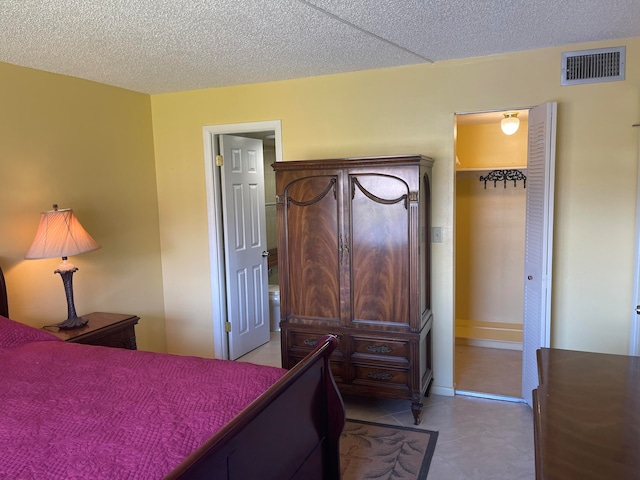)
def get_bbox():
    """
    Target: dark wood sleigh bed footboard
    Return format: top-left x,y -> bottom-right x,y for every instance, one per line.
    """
0,266 -> 345,479
166,334 -> 345,480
